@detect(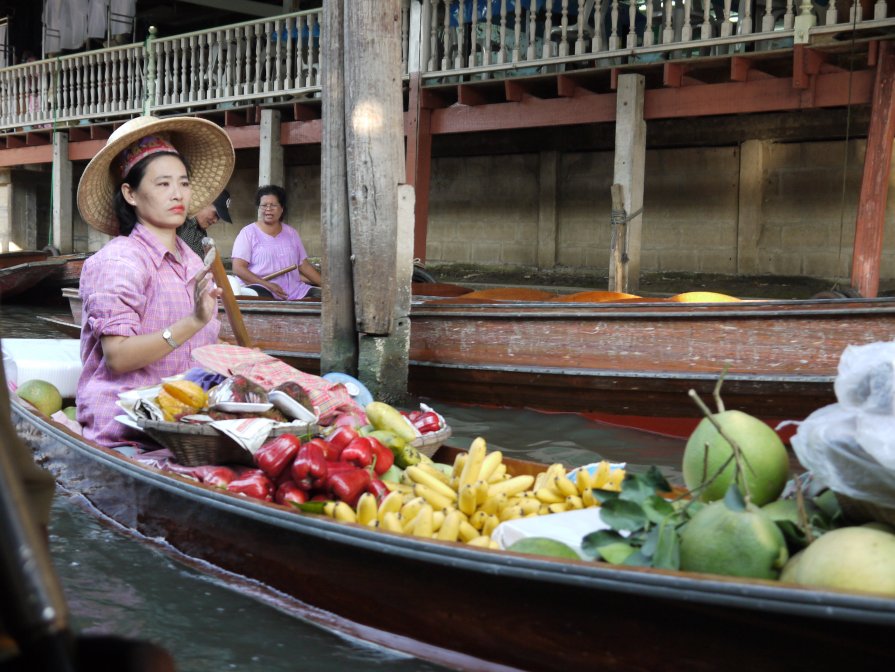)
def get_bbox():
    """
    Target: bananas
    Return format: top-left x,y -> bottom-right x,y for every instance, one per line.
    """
312,435 -> 626,554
